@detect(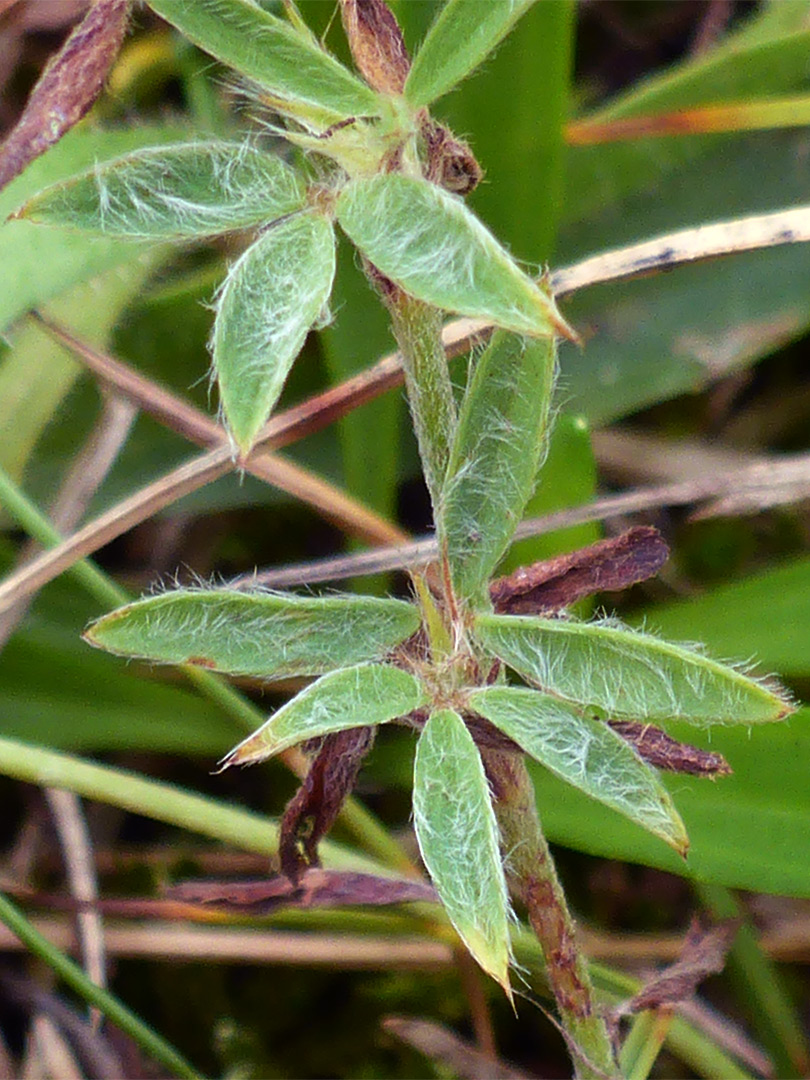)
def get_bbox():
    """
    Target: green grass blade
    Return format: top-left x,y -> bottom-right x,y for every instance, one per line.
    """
17,142 -> 305,239
474,614 -> 794,725
84,588 -> 420,679
469,686 -> 688,854
0,891 -> 200,1079
221,663 -> 425,766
